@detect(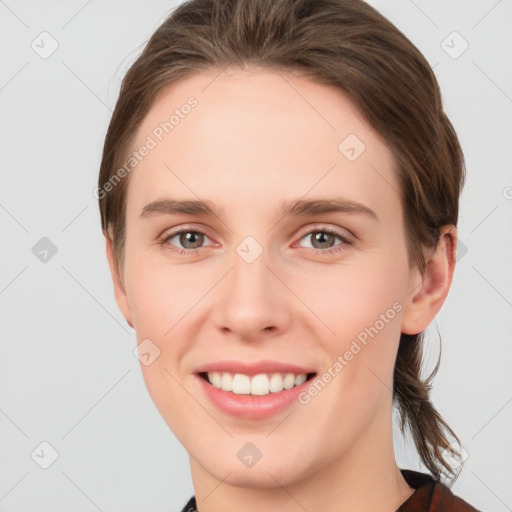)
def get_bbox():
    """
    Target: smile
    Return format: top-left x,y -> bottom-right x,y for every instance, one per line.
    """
195,370 -> 317,420
199,371 -> 316,396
